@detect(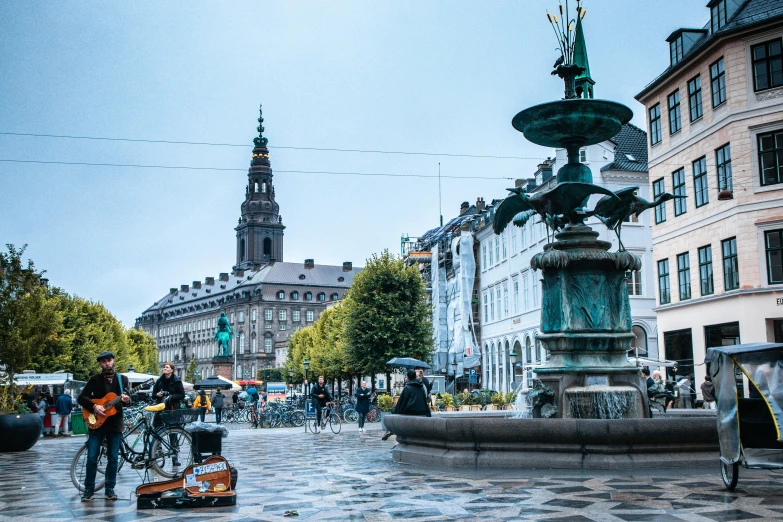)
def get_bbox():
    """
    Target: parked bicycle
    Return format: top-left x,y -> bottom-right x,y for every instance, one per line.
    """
70,405 -> 197,492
